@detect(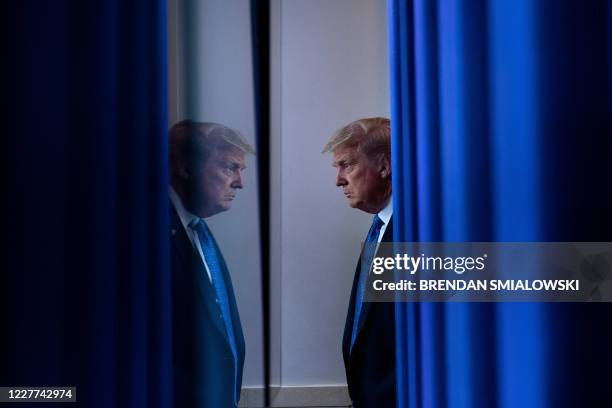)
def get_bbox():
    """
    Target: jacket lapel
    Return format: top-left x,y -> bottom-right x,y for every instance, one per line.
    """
170,206 -> 230,343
